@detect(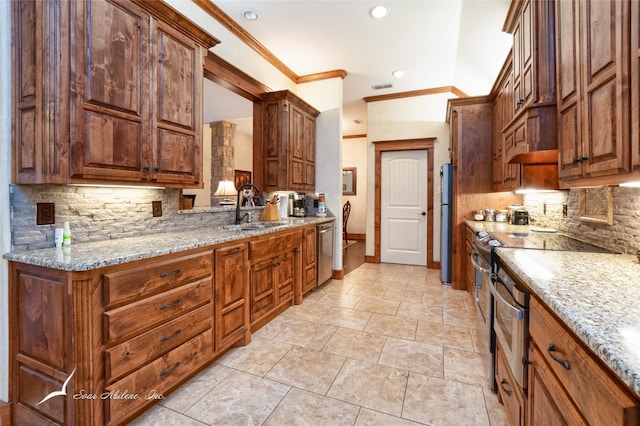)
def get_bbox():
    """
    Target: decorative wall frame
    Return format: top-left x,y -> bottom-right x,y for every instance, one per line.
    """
234,170 -> 252,190
342,168 -> 357,195
578,187 -> 613,225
